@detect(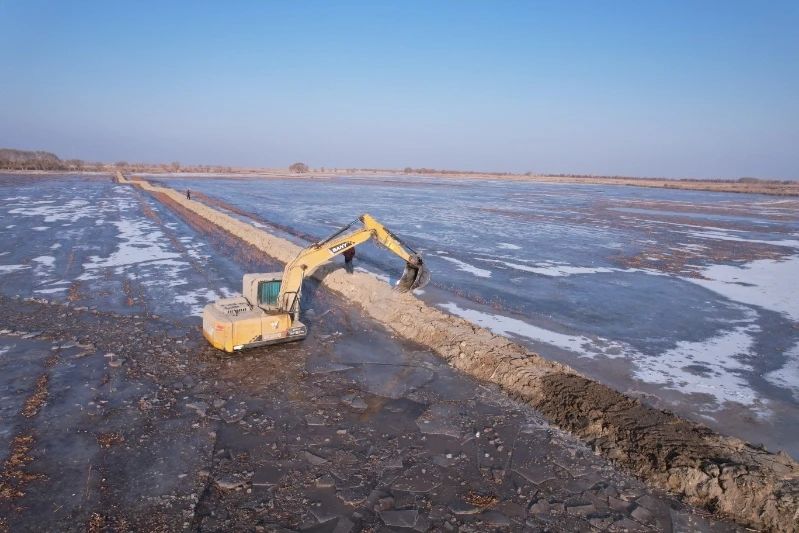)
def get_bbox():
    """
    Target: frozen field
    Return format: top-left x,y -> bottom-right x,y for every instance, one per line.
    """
1,173 -> 797,456
157,174 -> 799,456
1,173 -> 746,530
0,174 -> 246,321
